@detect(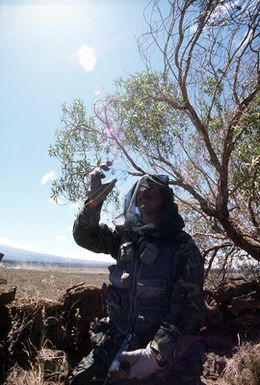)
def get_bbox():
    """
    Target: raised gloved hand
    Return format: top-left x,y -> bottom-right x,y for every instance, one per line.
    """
85,161 -> 116,208
118,342 -> 164,380
89,161 -> 112,193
